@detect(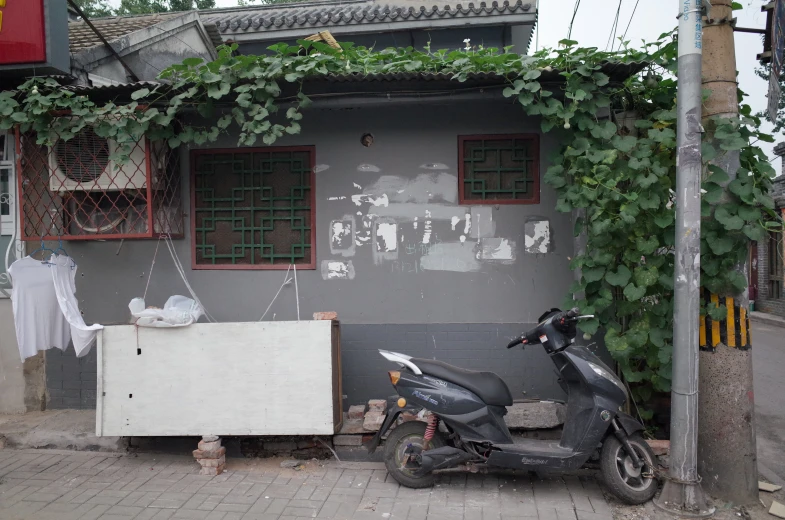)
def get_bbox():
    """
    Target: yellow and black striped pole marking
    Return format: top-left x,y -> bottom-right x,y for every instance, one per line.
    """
699,289 -> 751,351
